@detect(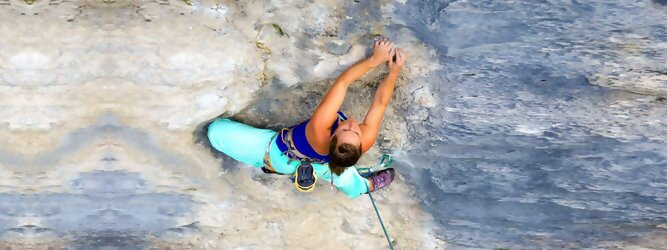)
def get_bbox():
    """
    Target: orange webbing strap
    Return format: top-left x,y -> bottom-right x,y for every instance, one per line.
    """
262,133 -> 279,174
